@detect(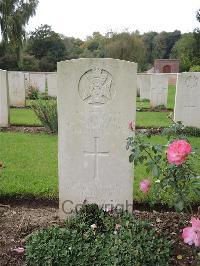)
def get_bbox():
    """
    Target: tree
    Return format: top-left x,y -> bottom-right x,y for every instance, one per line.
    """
62,37 -> 84,59
197,9 -> 200,22
142,31 -> 158,65
0,0 -> 39,68
104,32 -> 147,71
192,9 -> 200,66
171,33 -> 196,71
152,31 -> 181,60
80,32 -> 106,58
26,24 -> 66,71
